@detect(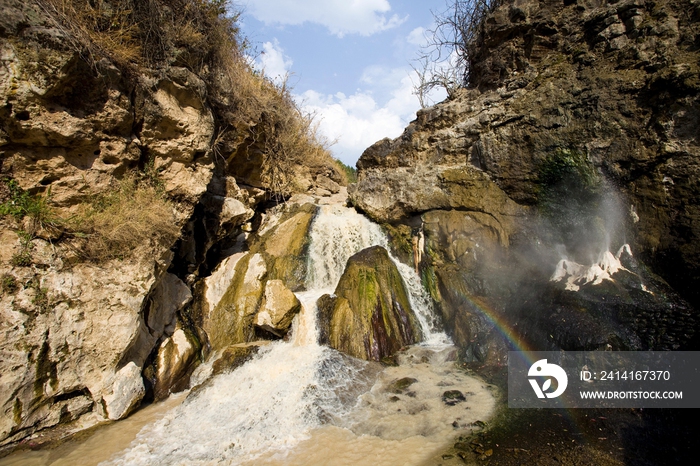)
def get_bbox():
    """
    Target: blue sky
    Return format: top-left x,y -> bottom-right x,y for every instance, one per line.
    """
240,0 -> 449,166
